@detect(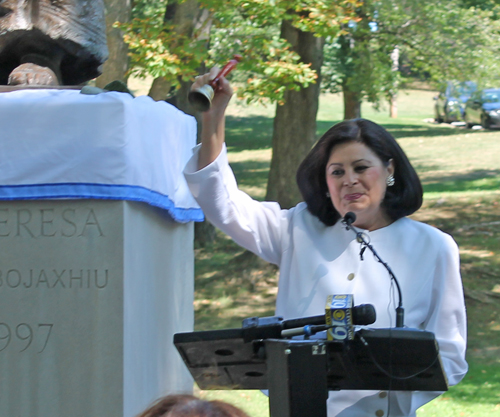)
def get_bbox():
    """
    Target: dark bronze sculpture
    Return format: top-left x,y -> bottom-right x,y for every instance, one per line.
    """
0,0 -> 108,86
